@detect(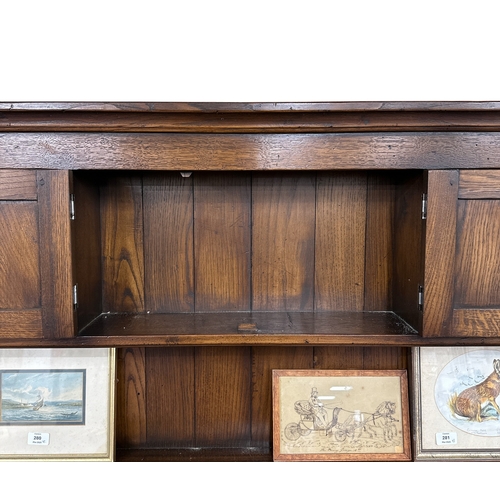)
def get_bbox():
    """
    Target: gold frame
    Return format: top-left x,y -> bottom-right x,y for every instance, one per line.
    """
413,346 -> 500,461
0,348 -> 116,461
272,369 -> 411,461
